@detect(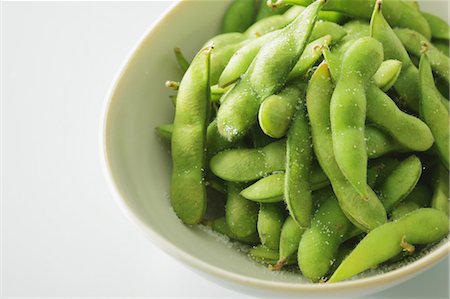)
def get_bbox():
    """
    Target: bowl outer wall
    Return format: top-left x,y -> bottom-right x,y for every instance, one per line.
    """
101,0 -> 450,297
